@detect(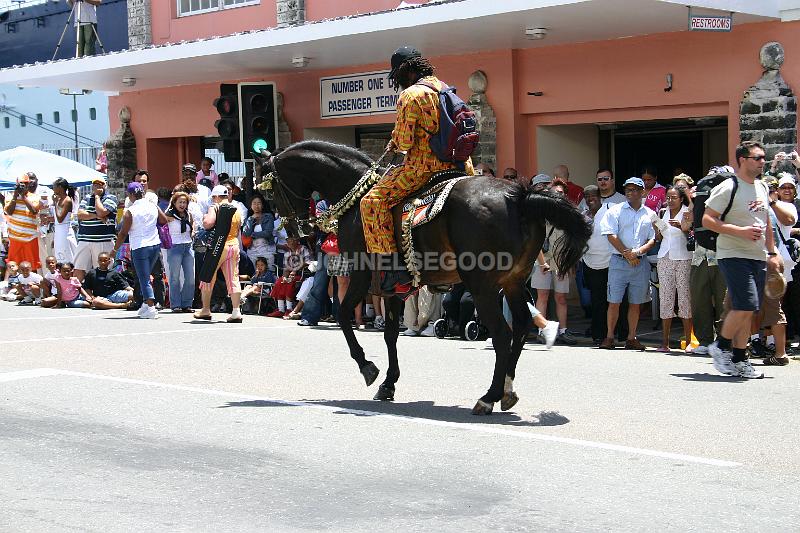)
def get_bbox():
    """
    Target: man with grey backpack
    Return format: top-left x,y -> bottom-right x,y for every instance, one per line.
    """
703,141 -> 784,379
